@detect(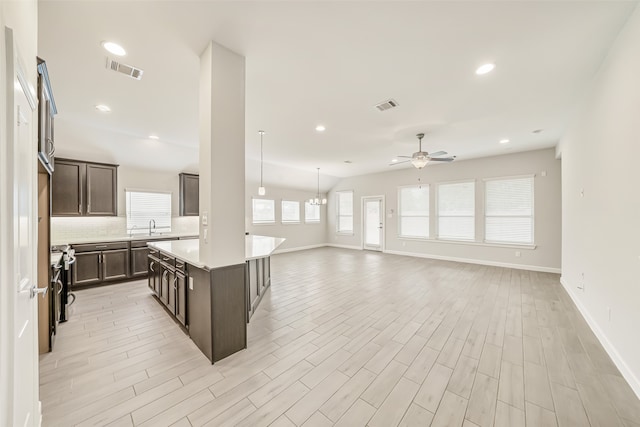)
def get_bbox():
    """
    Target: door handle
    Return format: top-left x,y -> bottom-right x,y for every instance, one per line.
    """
31,285 -> 48,299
